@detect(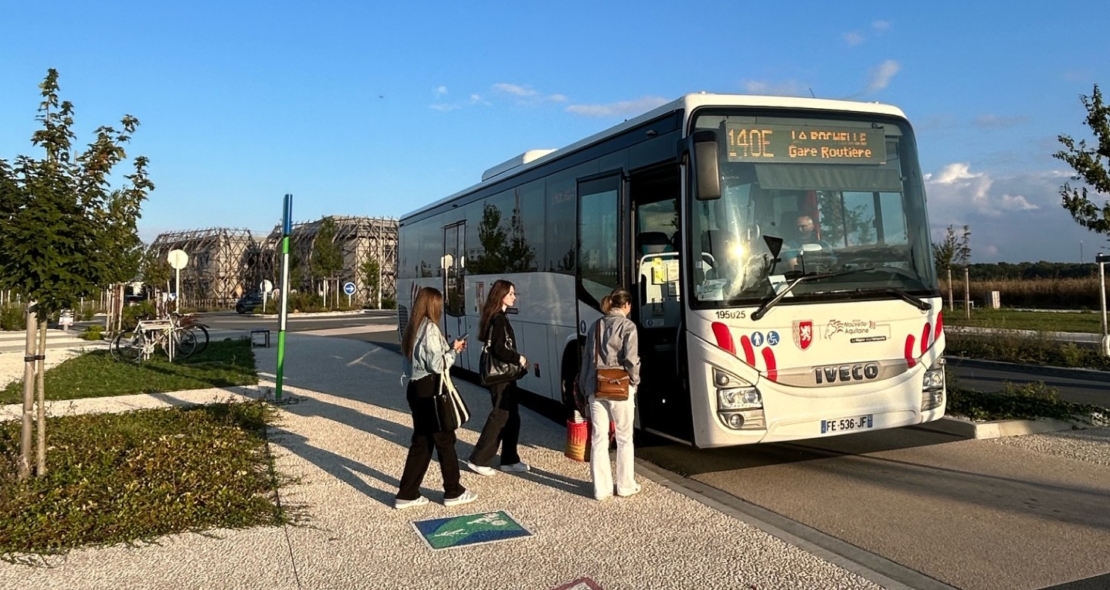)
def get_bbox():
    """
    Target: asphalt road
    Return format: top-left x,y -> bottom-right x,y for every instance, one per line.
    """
947,357 -> 1110,408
